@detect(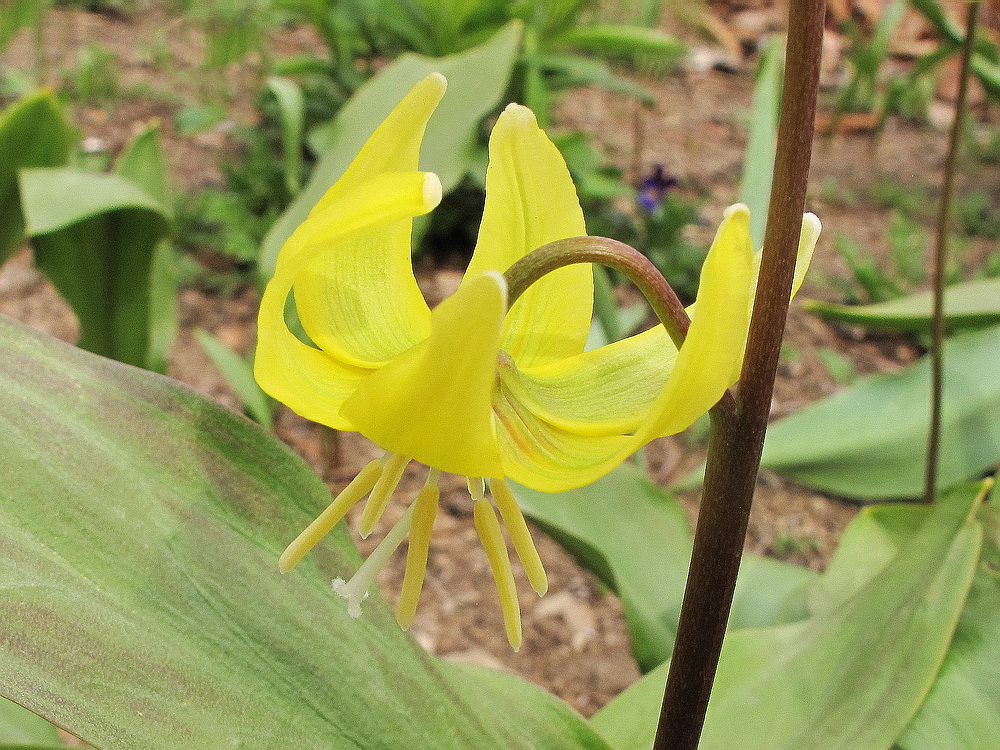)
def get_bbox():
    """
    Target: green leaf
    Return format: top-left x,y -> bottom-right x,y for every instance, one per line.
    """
0,315 -> 610,750
513,464 -> 814,672
260,22 -> 522,282
591,483 -> 985,750
265,76 -> 306,194
115,123 -> 172,213
194,328 -> 275,430
899,500 -> 1000,750
19,167 -> 173,370
533,52 -> 656,102
0,91 -> 72,266
804,277 -> 1000,333
117,124 -> 177,374
0,699 -> 60,747
679,325 -> 1000,500
739,38 -> 782,249
555,24 -> 685,69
